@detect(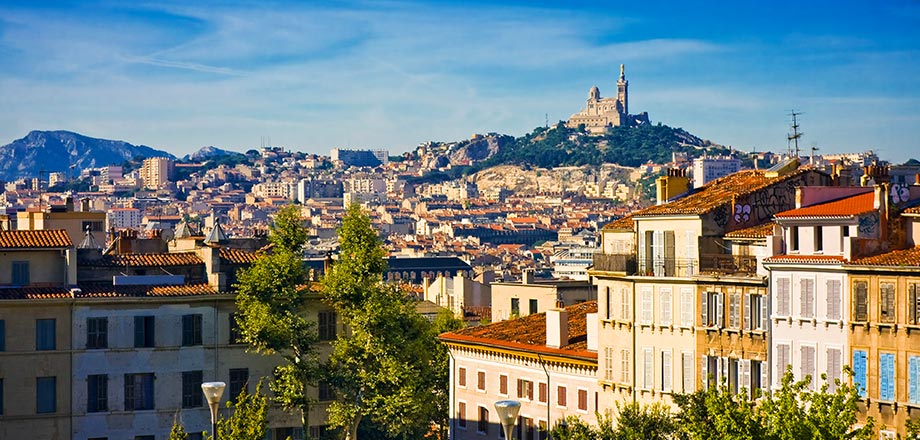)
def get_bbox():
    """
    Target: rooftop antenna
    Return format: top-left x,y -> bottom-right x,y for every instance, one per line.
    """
787,110 -> 803,158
